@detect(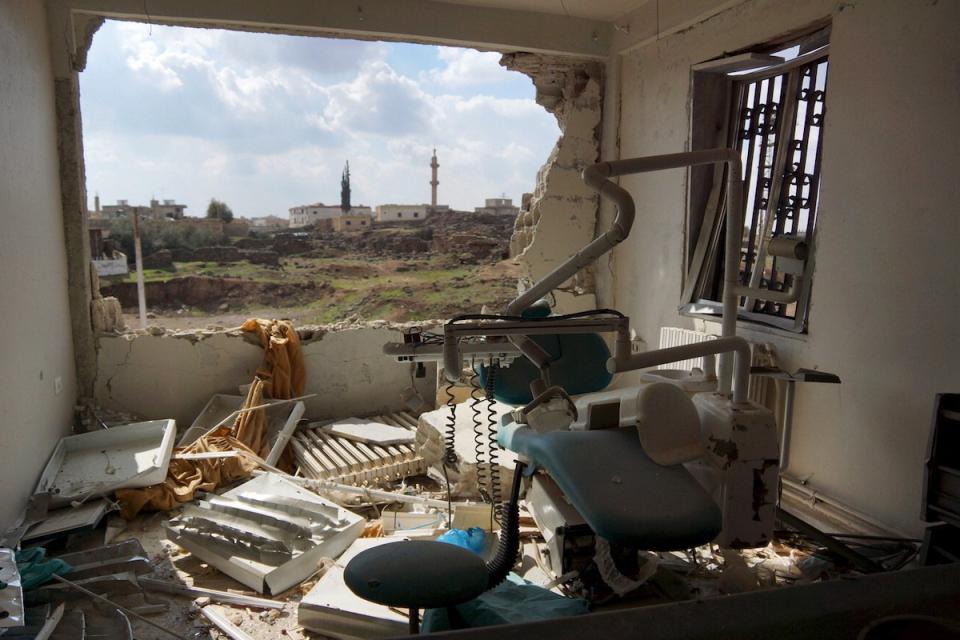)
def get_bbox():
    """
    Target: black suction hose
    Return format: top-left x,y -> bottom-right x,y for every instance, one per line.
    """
484,460 -> 526,589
